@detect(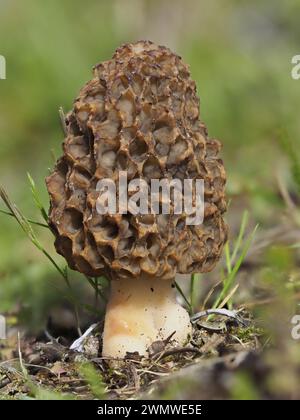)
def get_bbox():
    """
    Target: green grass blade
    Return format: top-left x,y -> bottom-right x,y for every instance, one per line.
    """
213,224 -> 259,309
85,276 -> 107,303
1,187 -> 66,279
230,210 -> 249,265
59,106 -> 67,136
27,172 -> 49,223
224,241 -> 232,274
79,363 -> 106,399
0,186 -> 82,334
175,281 -> 192,312
190,273 -> 201,315
0,208 -> 48,228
